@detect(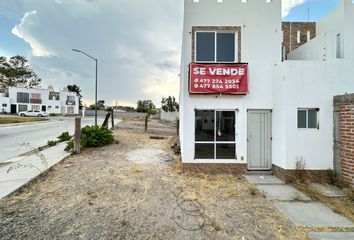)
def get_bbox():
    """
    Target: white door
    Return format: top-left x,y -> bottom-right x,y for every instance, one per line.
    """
247,110 -> 272,170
